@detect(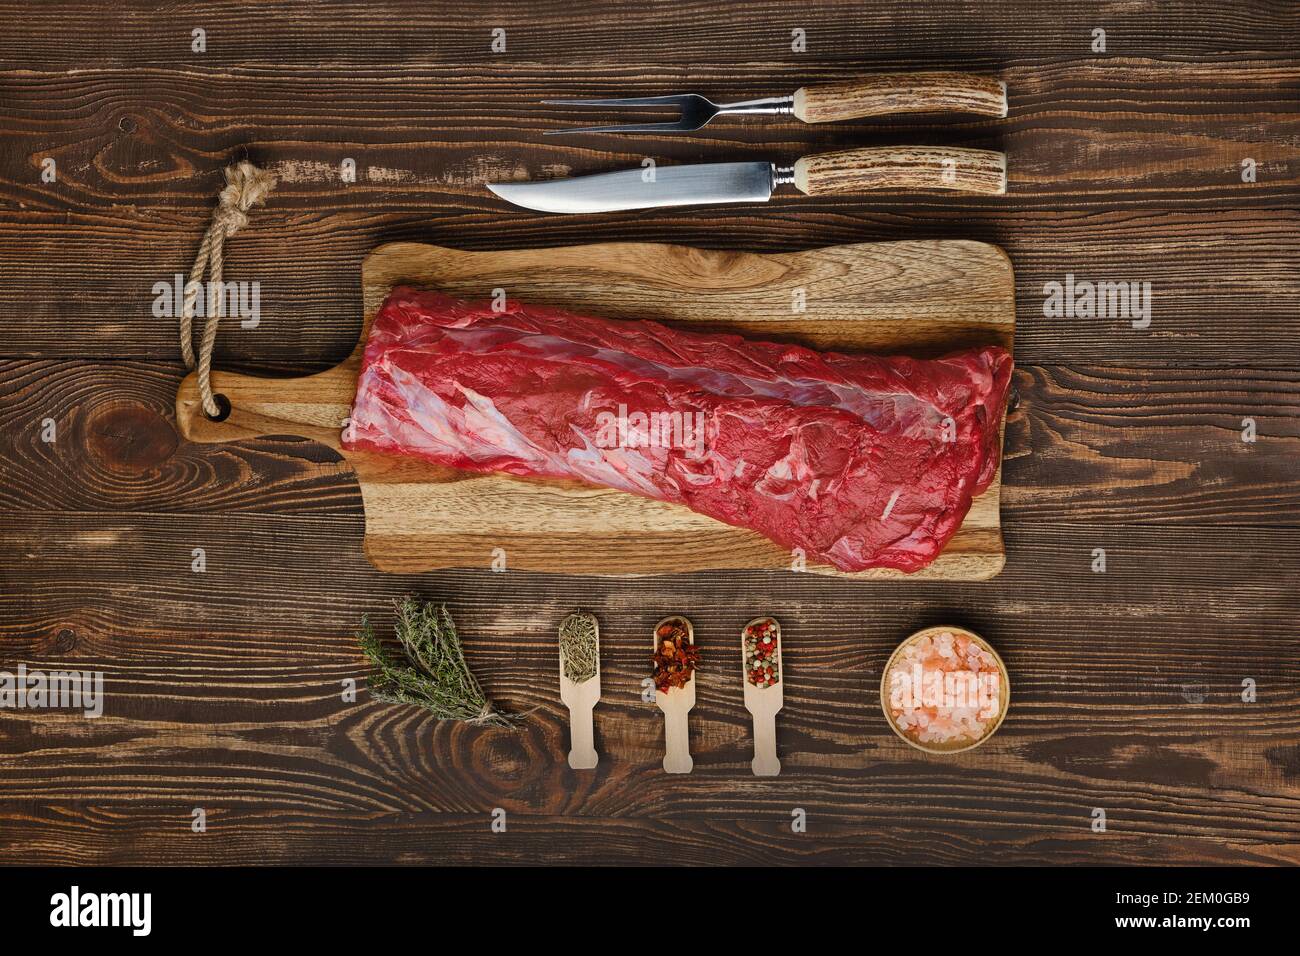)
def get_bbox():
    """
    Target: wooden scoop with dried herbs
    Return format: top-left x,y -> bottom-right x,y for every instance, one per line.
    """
557,611 -> 601,770
358,597 -> 517,726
